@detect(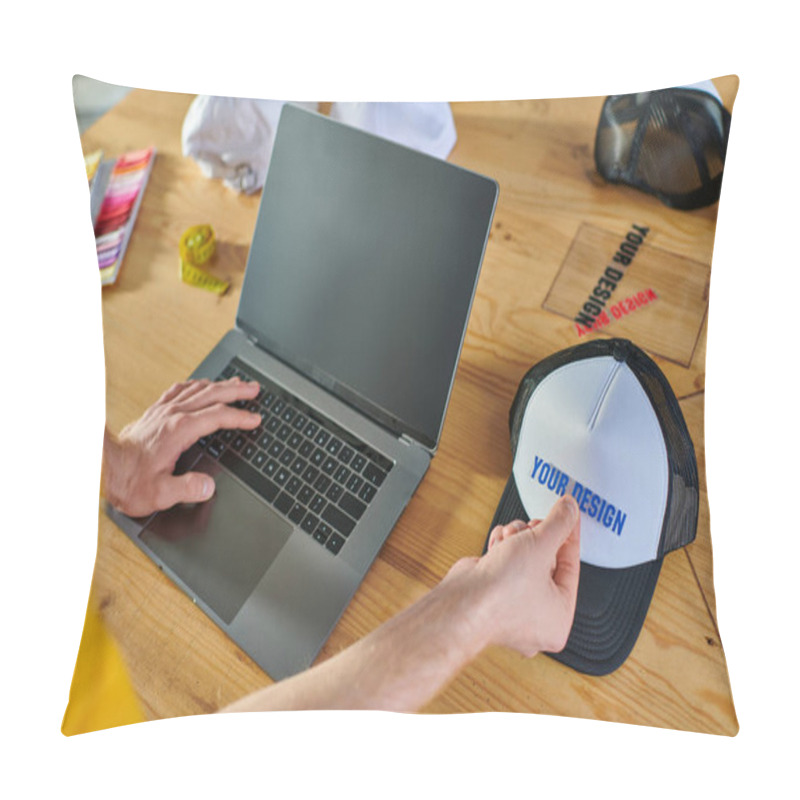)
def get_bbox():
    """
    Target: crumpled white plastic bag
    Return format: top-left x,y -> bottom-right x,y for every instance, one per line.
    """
329,102 -> 457,160
181,97 -> 318,194
182,98 -> 458,193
